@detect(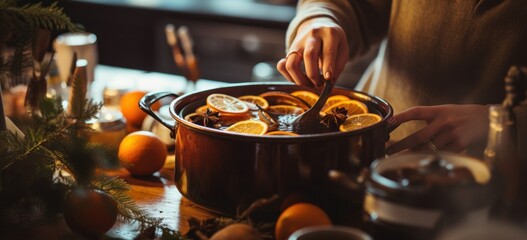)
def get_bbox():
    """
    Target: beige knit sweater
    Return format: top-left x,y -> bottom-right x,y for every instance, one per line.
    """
287,0 -> 527,141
